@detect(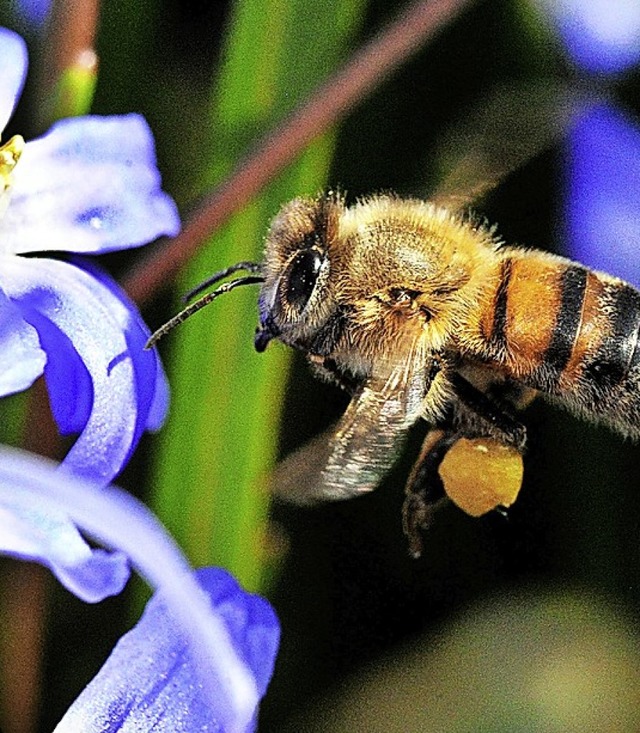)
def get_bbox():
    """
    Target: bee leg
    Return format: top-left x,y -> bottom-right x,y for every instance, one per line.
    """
449,372 -> 527,450
402,429 -> 458,559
